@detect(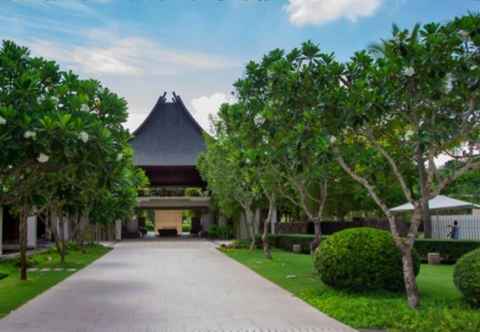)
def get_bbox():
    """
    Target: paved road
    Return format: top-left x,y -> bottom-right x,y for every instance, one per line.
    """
0,239 -> 356,332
